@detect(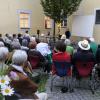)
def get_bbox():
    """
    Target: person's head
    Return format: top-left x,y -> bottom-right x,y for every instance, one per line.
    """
64,39 -> 71,46
55,40 -> 66,52
11,41 -> 21,50
22,39 -> 28,47
0,34 -> 2,37
28,41 -> 37,49
13,34 -> 16,38
18,33 -> 22,38
5,34 -> 9,37
25,30 -> 28,34
78,40 -> 90,51
0,47 -> 9,62
0,42 -> 4,47
12,50 -> 27,66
